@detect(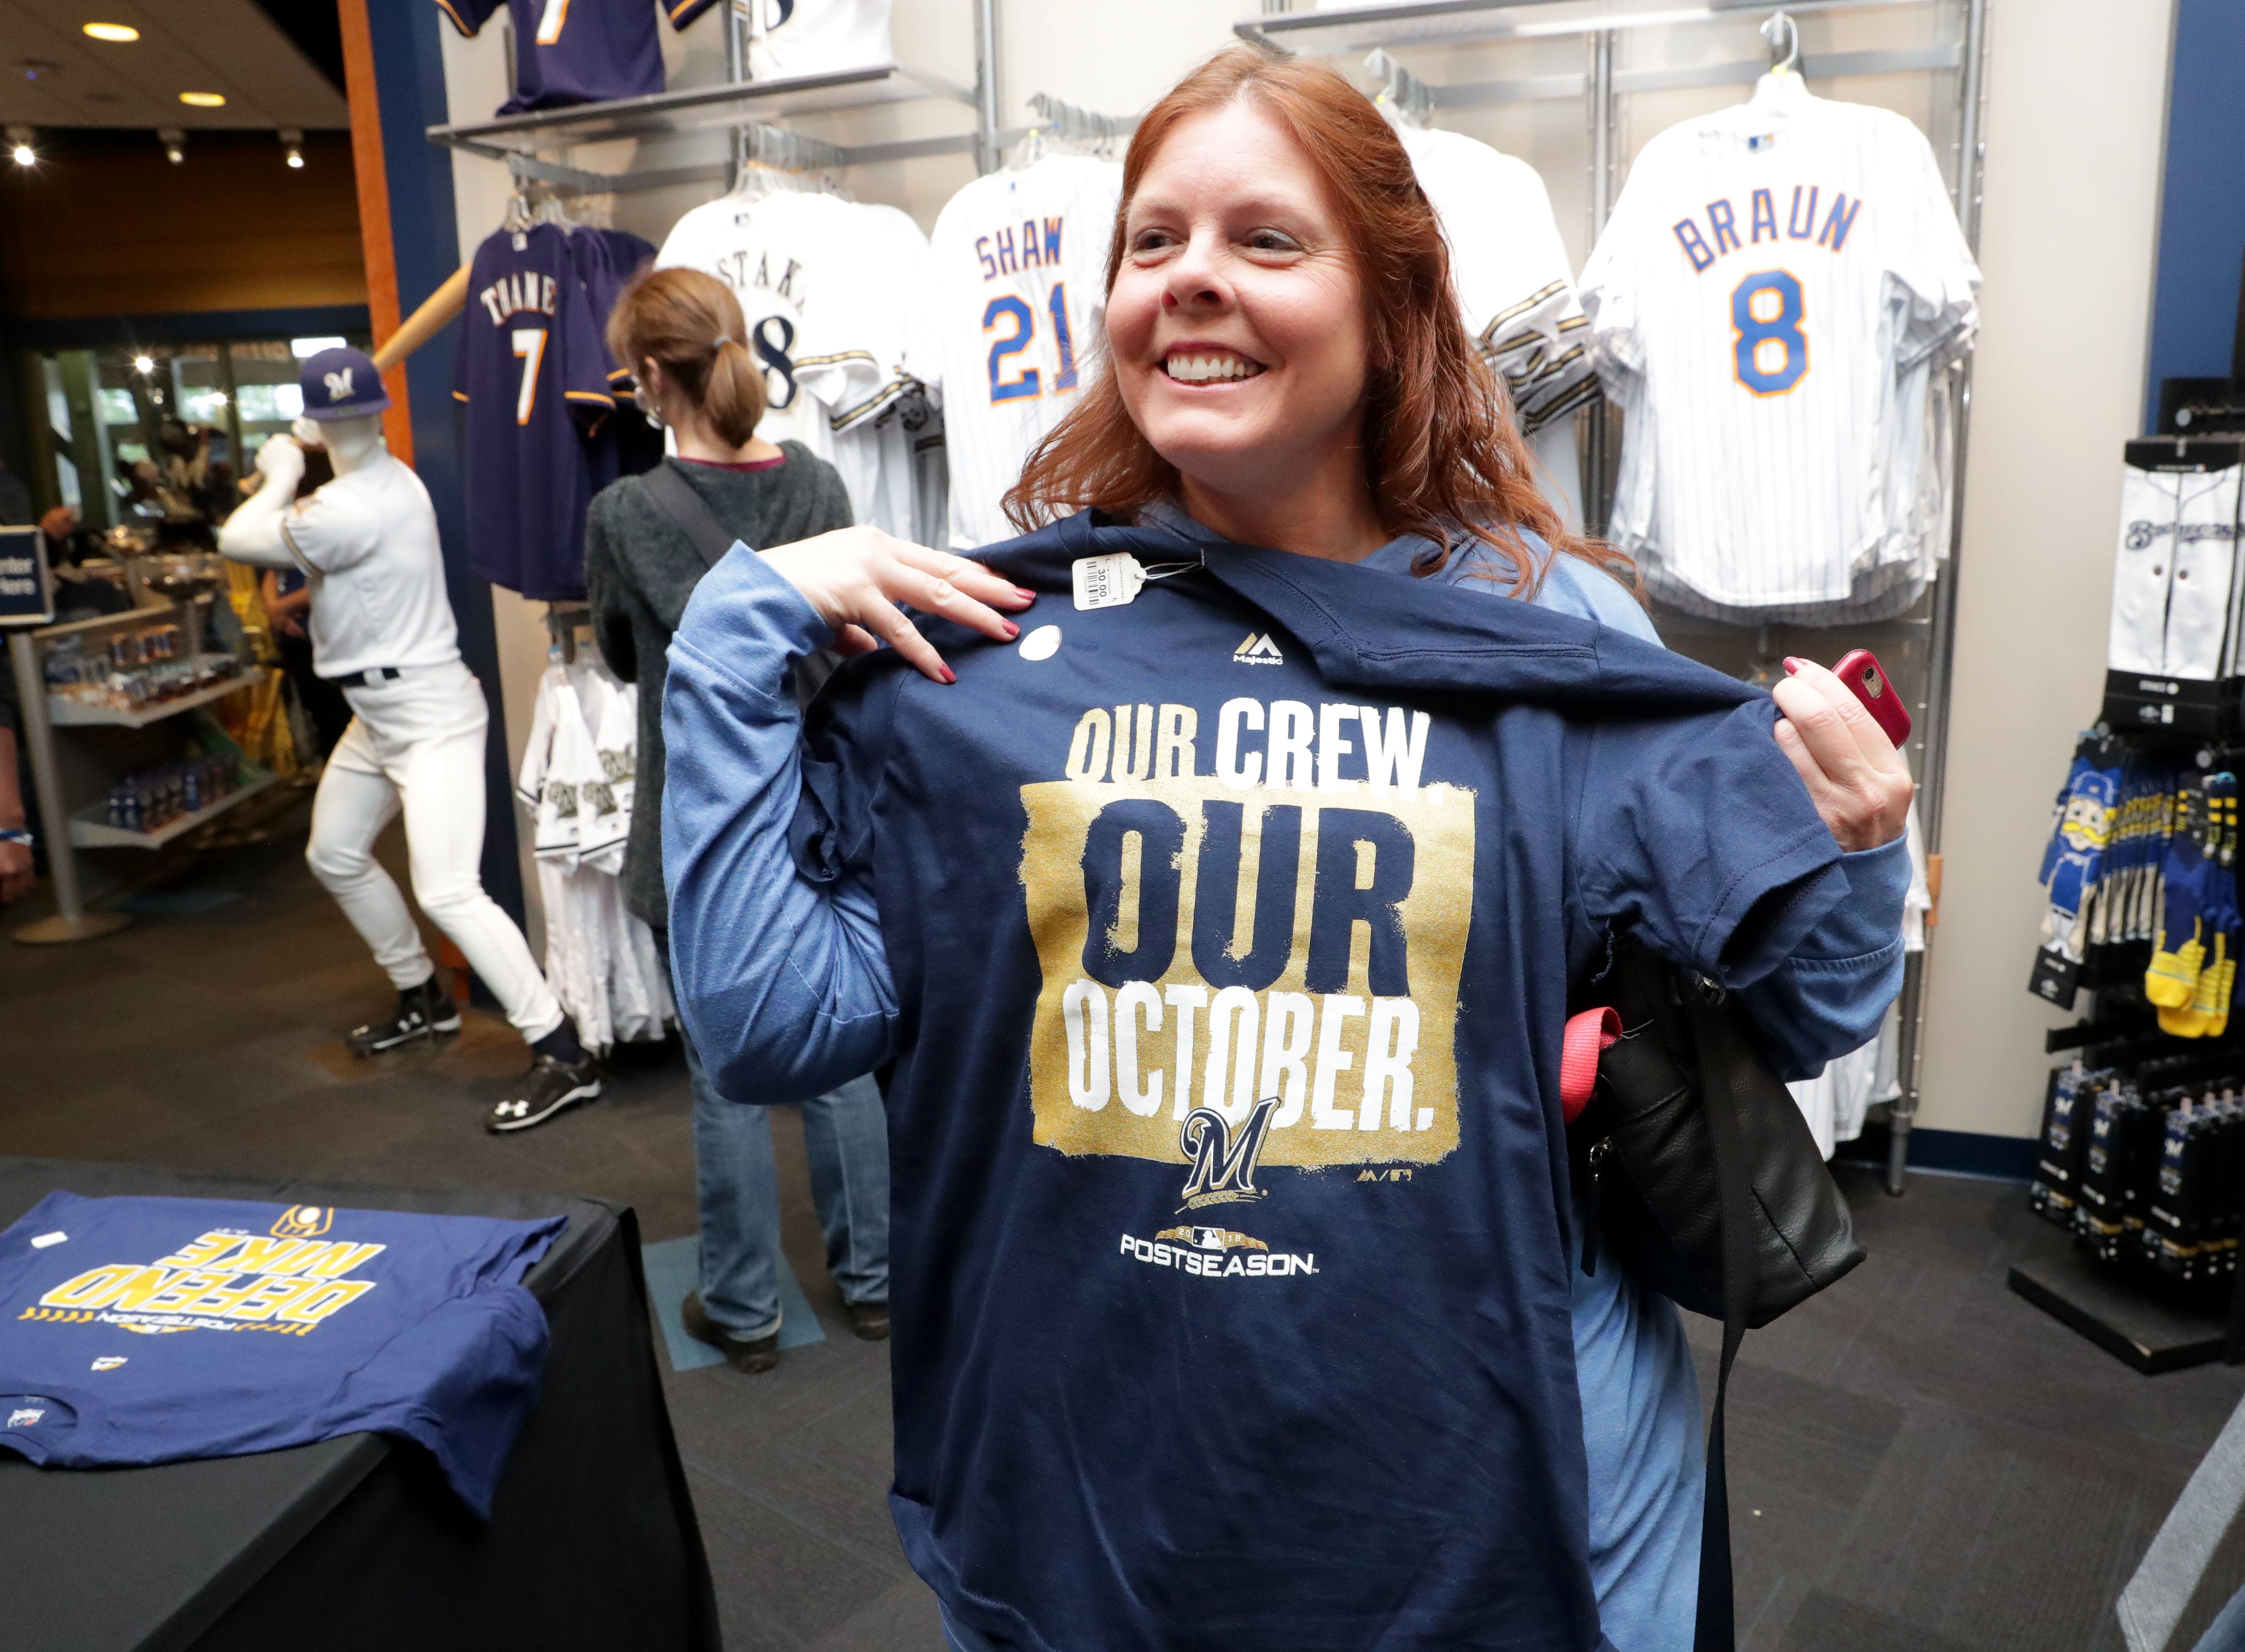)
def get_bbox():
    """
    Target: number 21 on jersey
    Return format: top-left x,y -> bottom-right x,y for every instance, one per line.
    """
986,283 -> 1080,404
1731,269 -> 1807,397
